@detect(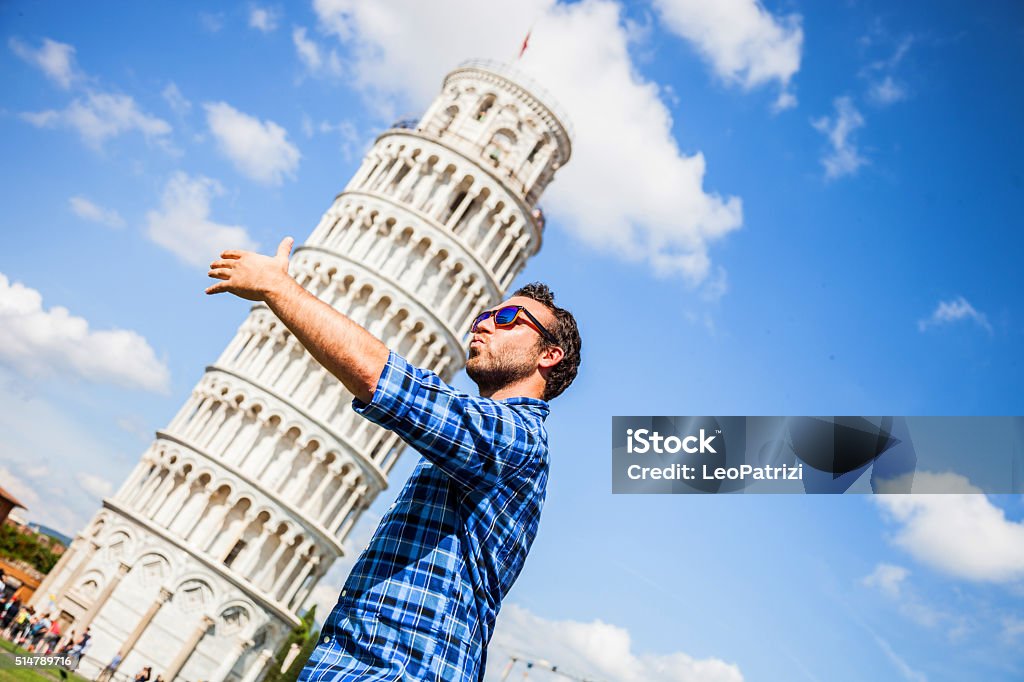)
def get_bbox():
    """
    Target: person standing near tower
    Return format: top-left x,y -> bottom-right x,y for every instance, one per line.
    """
206,236 -> 582,681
